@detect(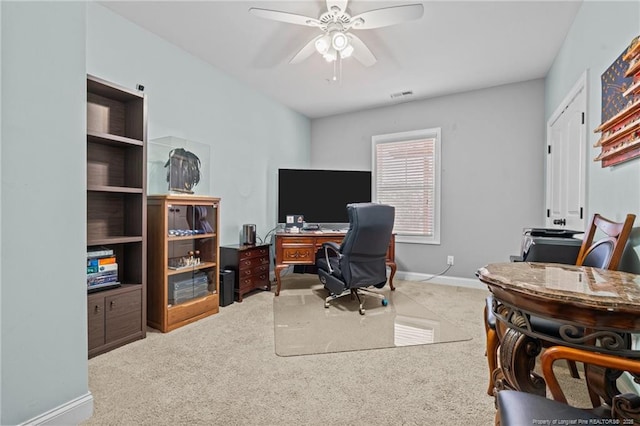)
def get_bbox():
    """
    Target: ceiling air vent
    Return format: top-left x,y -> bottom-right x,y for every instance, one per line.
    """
390,90 -> 413,99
